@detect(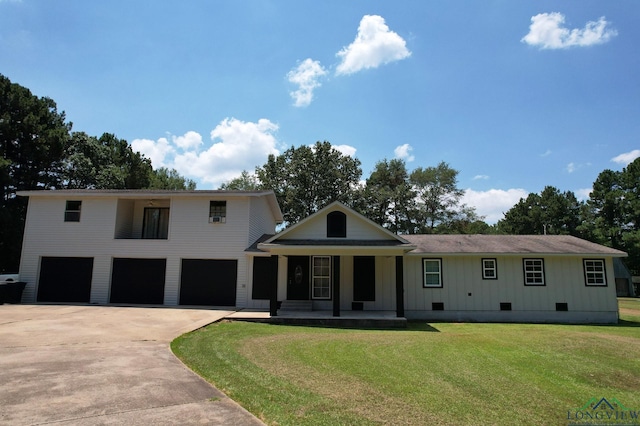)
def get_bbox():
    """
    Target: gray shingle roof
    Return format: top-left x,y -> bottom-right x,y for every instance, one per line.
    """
402,234 -> 627,256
